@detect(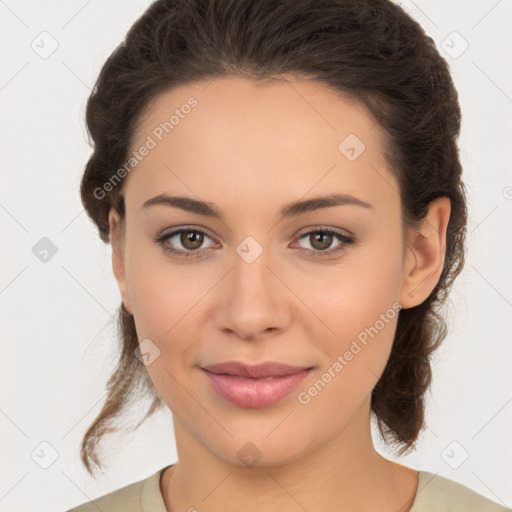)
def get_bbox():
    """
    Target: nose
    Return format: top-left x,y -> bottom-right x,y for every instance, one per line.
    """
213,243 -> 292,342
